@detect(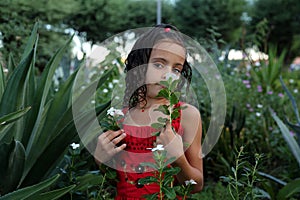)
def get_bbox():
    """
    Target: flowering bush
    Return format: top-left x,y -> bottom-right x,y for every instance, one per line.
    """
100,107 -> 124,131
